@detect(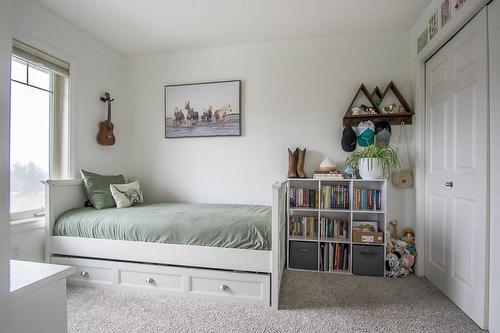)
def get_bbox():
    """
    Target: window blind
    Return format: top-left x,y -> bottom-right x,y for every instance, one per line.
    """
12,39 -> 69,77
